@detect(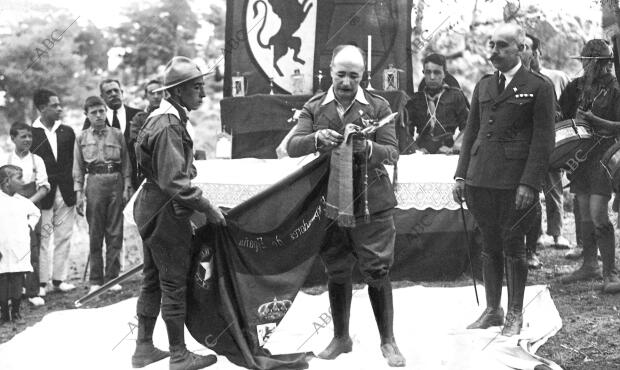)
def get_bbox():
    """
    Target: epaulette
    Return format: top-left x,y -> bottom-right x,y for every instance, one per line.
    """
366,89 -> 390,105
529,69 -> 548,82
307,91 -> 326,103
